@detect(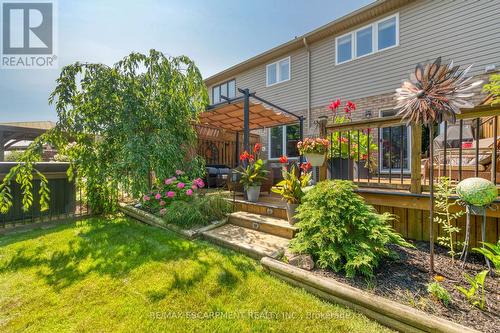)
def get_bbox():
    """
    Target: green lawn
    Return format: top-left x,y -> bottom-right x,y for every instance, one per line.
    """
0,216 -> 392,333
